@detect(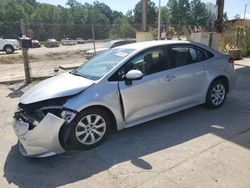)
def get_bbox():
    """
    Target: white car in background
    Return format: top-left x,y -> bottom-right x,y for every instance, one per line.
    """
0,38 -> 20,54
61,38 -> 77,46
